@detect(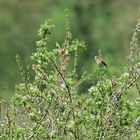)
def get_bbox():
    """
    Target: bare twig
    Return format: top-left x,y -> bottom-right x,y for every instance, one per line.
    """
136,83 -> 140,96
